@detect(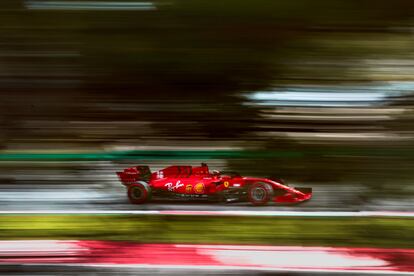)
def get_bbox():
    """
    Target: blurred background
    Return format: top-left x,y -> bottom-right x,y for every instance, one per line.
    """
1,1 -> 414,275
1,0 -> 414,210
